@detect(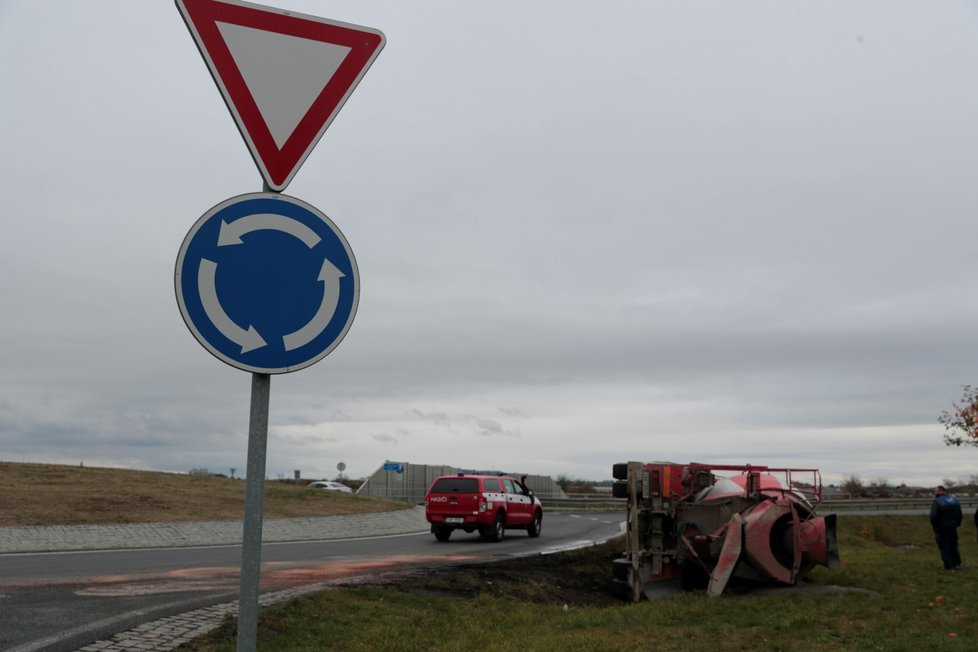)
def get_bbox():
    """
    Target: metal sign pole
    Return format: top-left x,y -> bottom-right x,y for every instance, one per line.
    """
237,371 -> 270,652
236,178 -> 277,652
